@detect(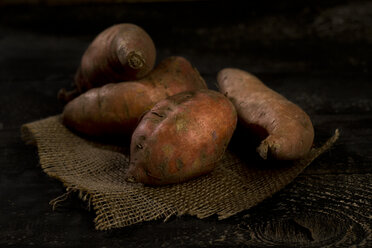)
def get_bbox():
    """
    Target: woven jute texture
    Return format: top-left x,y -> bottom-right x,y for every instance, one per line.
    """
21,115 -> 339,230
